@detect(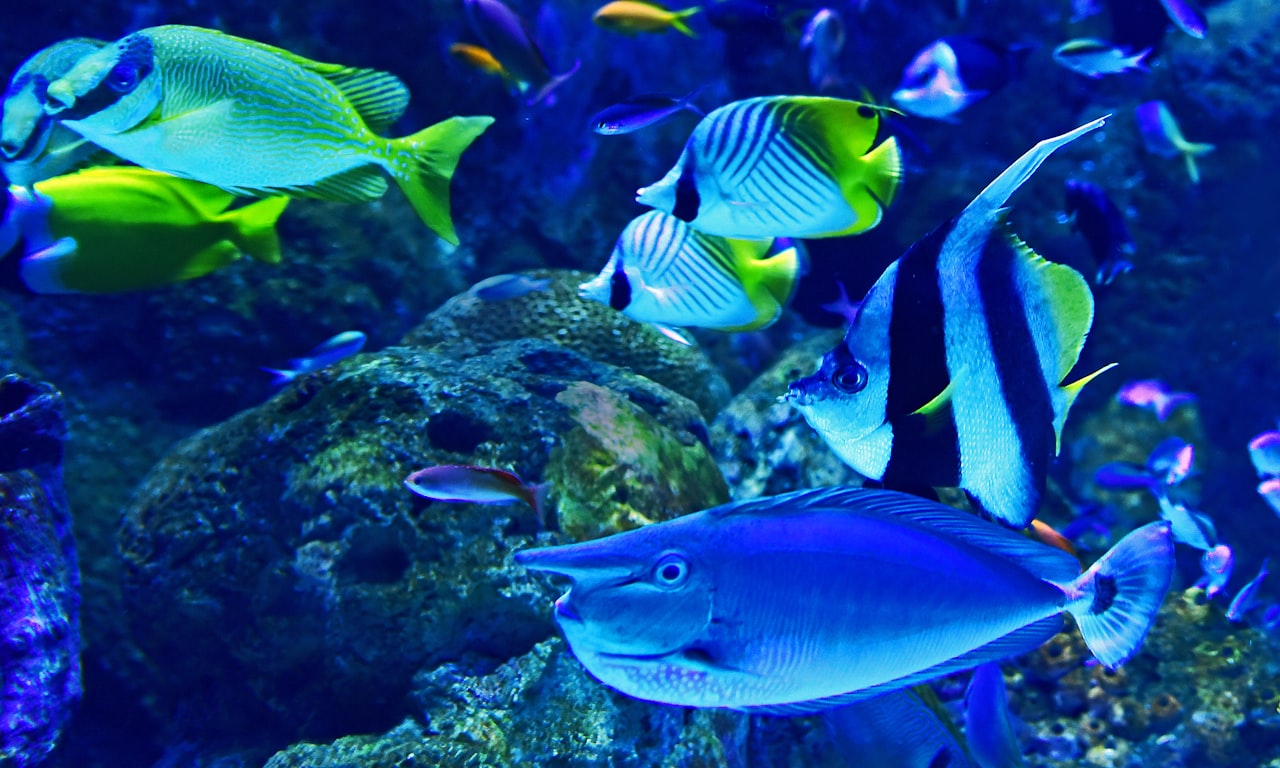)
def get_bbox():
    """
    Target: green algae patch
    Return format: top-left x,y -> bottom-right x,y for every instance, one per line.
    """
291,436 -> 404,497
547,381 -> 728,541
